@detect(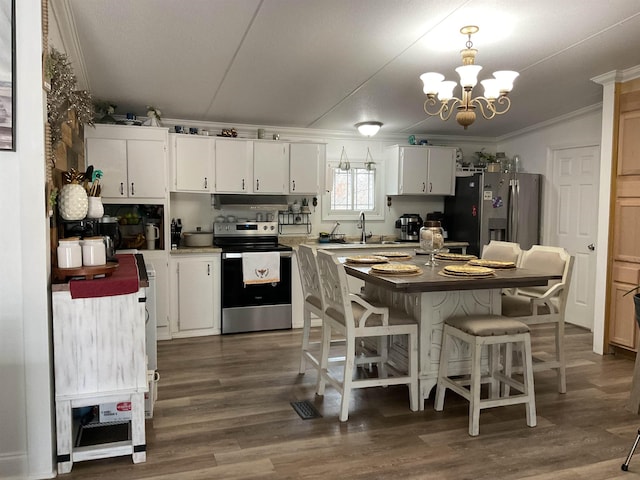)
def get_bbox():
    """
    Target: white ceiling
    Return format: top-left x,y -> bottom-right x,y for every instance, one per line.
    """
51,0 -> 640,138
